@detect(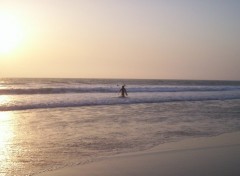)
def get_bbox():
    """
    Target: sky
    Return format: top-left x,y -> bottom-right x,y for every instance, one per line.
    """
0,0 -> 240,80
